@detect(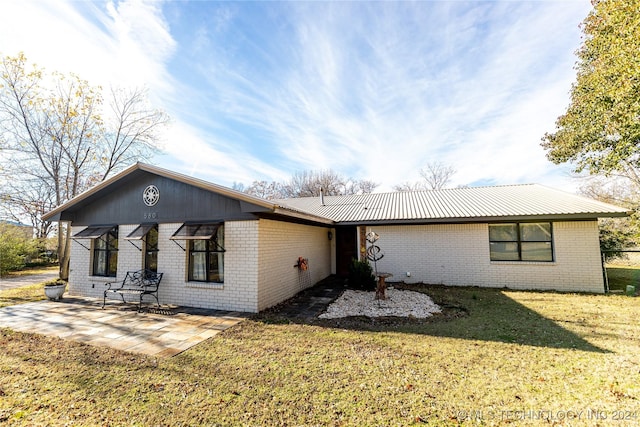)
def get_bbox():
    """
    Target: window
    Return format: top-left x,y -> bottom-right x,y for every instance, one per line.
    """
489,222 -> 553,262
145,226 -> 159,272
170,222 -> 225,283
125,224 -> 159,272
187,225 -> 224,282
92,226 -> 119,276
